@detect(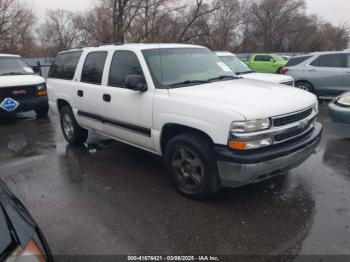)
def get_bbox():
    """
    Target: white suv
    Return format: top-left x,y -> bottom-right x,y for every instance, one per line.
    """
47,44 -> 322,199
